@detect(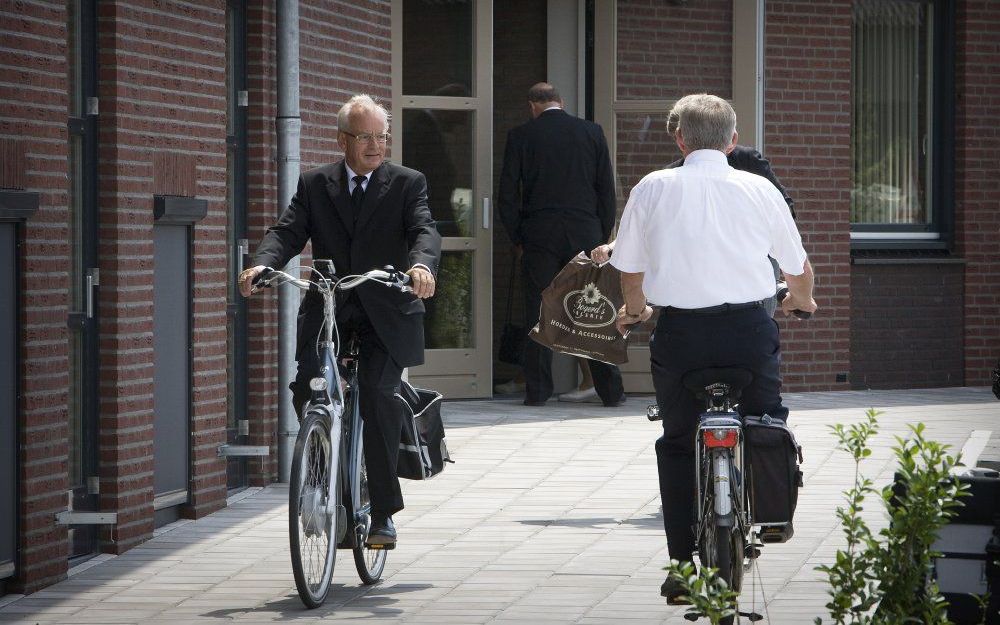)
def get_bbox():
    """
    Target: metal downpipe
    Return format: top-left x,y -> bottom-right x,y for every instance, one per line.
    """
276,0 -> 300,483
